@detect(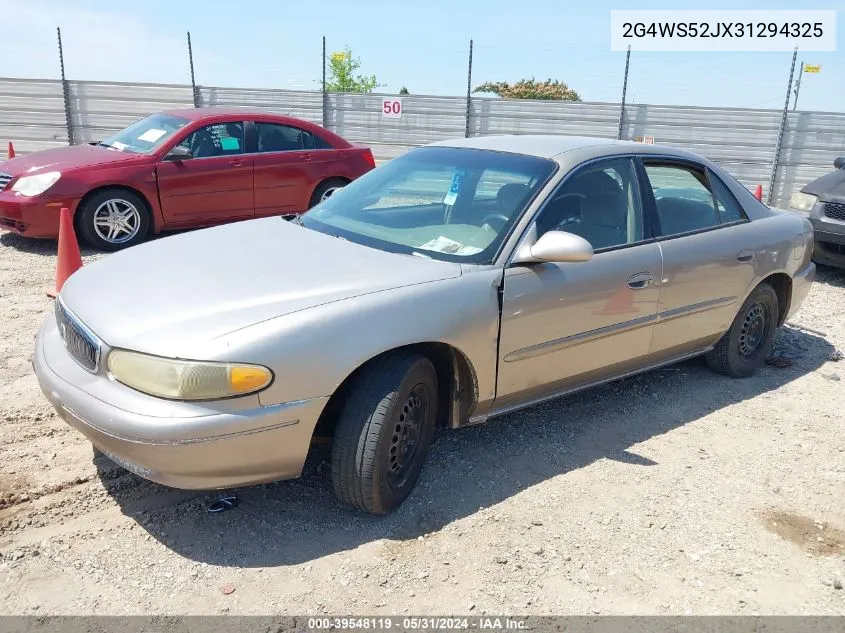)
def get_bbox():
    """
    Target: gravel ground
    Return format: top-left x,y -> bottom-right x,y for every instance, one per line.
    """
1,230 -> 844,615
